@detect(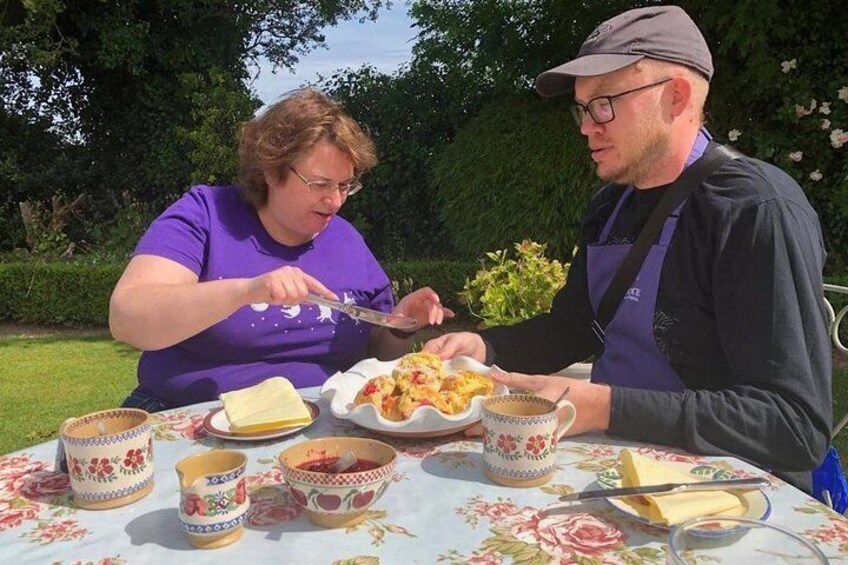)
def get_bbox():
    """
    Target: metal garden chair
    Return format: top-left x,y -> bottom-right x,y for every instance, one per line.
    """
817,283 -> 848,513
